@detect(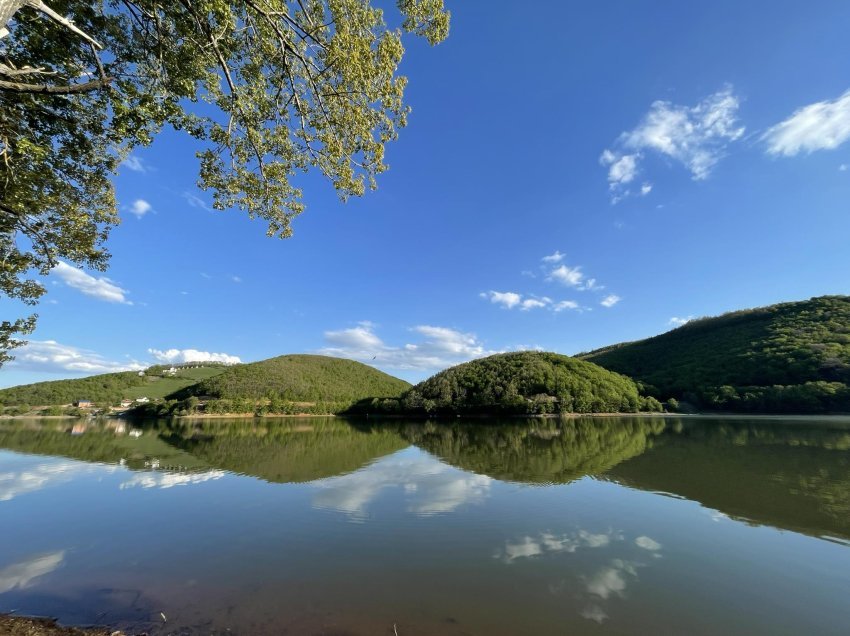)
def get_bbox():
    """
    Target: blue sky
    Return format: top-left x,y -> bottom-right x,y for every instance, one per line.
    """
3,0 -> 850,387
